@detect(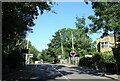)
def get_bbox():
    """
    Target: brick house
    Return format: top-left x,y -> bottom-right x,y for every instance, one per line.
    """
96,34 -> 115,52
